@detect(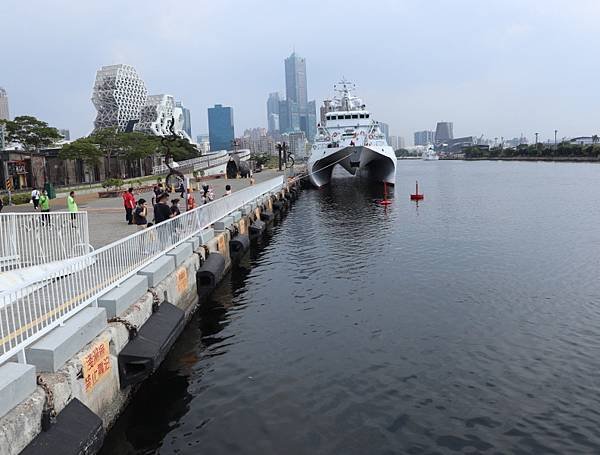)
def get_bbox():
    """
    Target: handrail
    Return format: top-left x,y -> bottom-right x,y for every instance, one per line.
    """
0,176 -> 285,364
